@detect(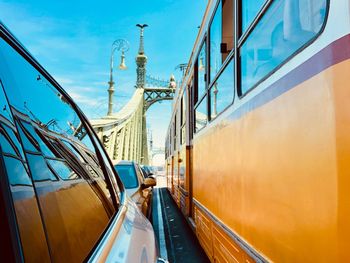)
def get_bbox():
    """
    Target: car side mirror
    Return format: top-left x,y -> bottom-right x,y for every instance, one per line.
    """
142,177 -> 156,189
